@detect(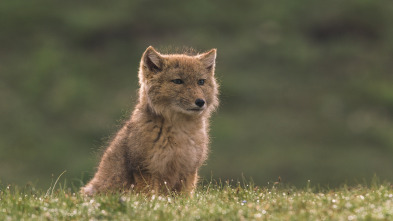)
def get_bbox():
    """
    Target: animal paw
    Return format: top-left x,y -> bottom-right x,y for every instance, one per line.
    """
81,185 -> 96,196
